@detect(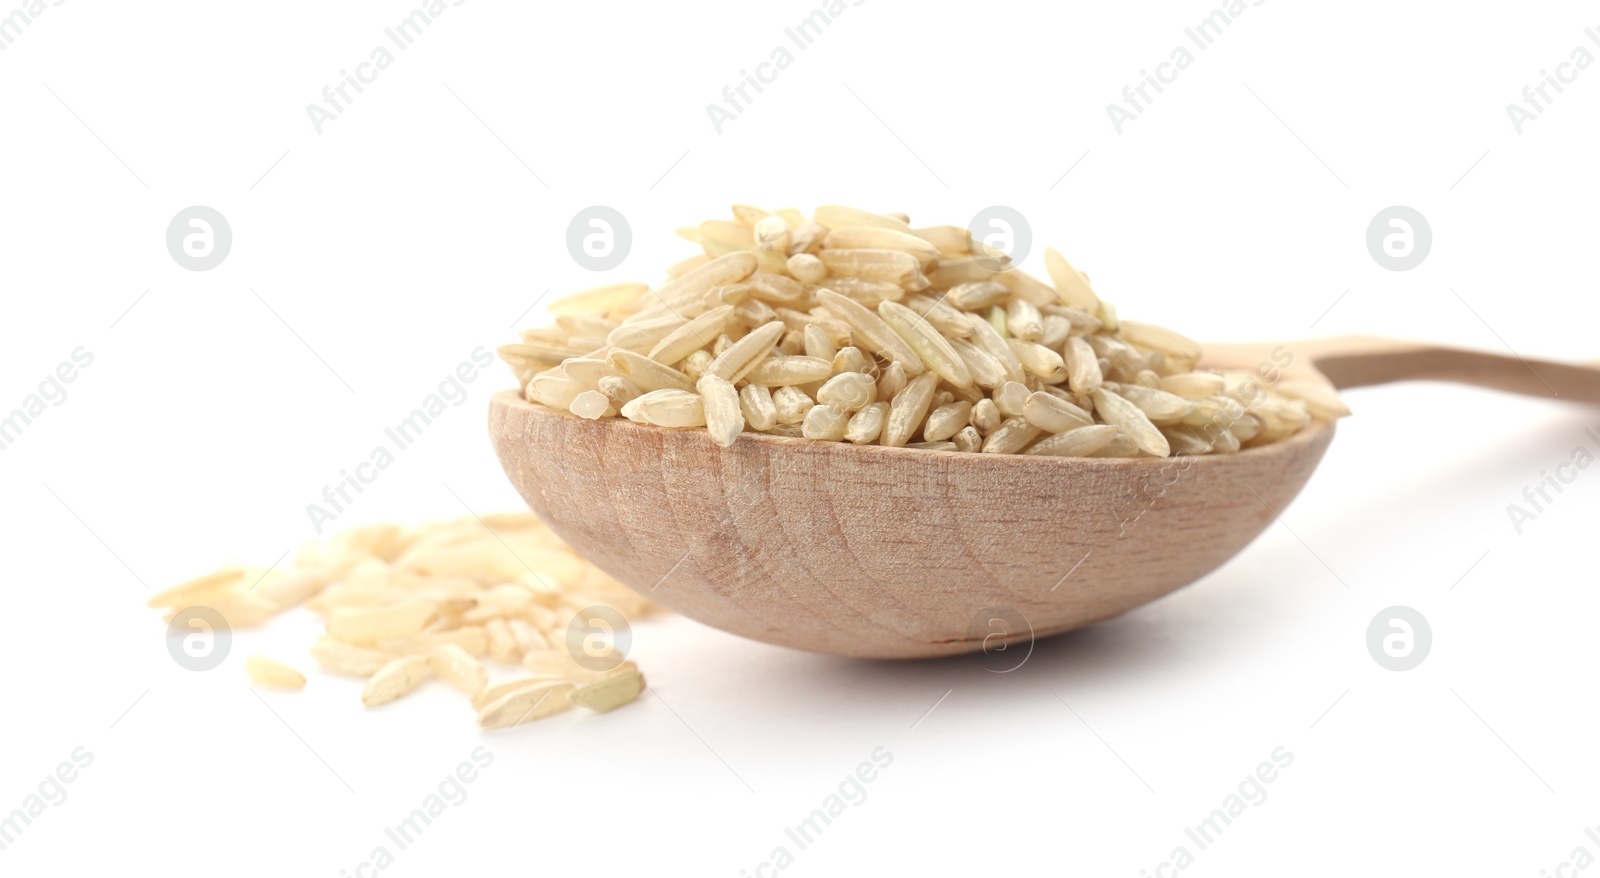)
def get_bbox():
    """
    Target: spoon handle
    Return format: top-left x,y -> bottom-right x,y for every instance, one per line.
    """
1203,336 -> 1600,403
